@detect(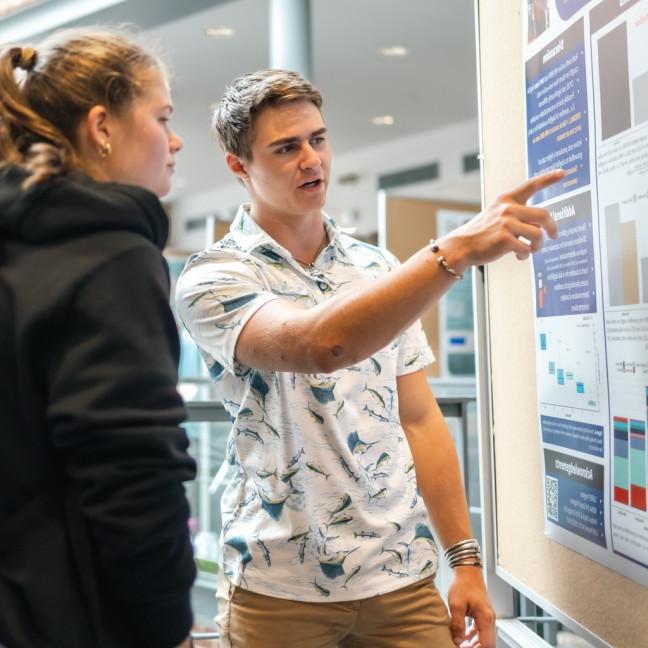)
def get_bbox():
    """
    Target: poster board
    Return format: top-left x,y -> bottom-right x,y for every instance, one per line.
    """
478,1 -> 648,645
